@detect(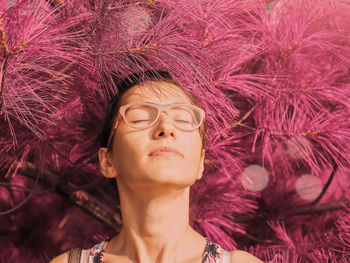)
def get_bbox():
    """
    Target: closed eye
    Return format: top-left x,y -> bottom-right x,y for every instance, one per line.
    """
131,119 -> 150,123
175,119 -> 191,123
